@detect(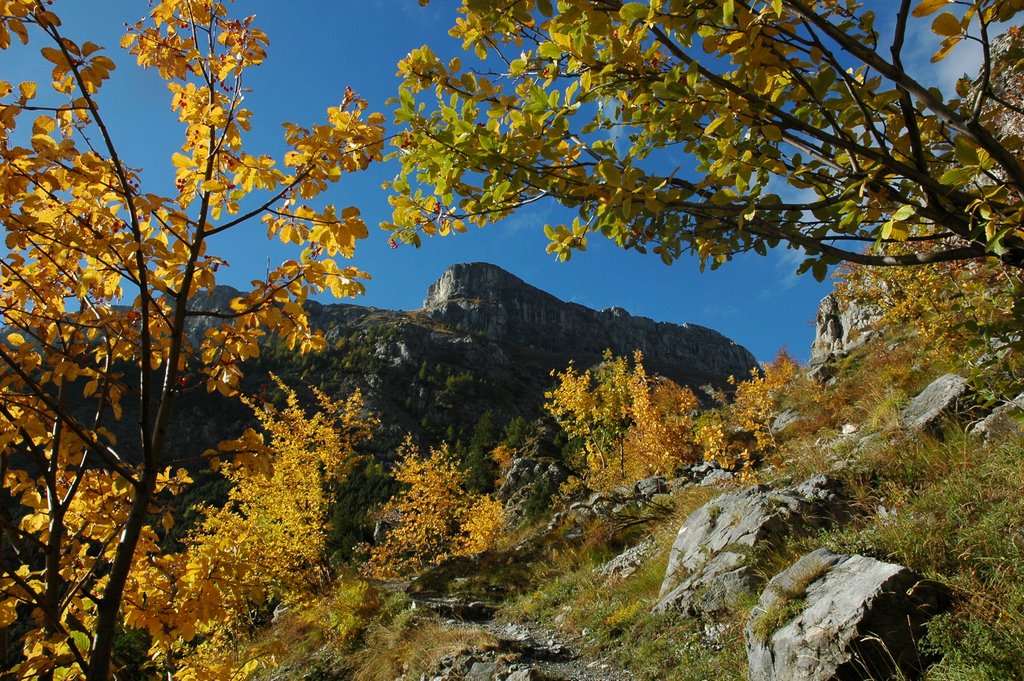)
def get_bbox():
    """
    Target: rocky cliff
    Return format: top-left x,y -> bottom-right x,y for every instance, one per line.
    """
174,263 -> 758,460
421,262 -> 757,386
808,292 -> 882,381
